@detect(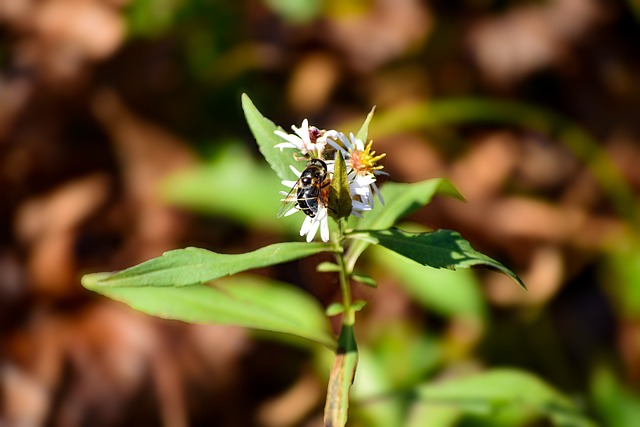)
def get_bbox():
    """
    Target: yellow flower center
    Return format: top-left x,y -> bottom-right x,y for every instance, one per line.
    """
349,140 -> 385,175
